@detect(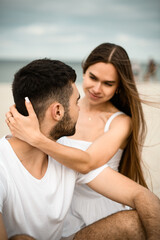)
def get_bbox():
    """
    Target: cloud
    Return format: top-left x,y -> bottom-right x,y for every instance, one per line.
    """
116,33 -> 160,47
115,33 -> 160,61
0,0 -> 160,61
16,24 -> 58,36
116,34 -> 148,46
